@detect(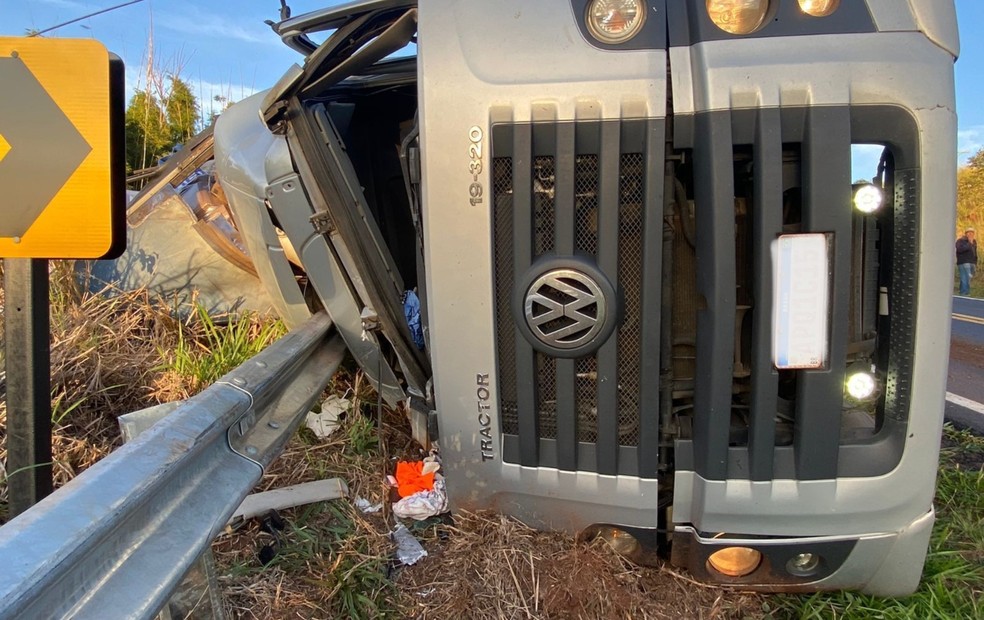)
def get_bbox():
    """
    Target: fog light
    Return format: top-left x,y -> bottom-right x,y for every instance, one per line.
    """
600,527 -> 641,557
846,371 -> 877,401
707,547 -> 762,577
798,0 -> 840,17
853,184 -> 883,214
786,552 -> 821,576
706,0 -> 770,35
585,0 -> 647,44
